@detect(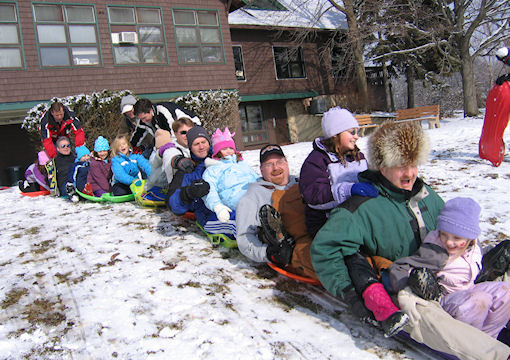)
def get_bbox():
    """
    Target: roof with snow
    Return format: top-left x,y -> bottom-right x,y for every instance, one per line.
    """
228,0 -> 348,30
